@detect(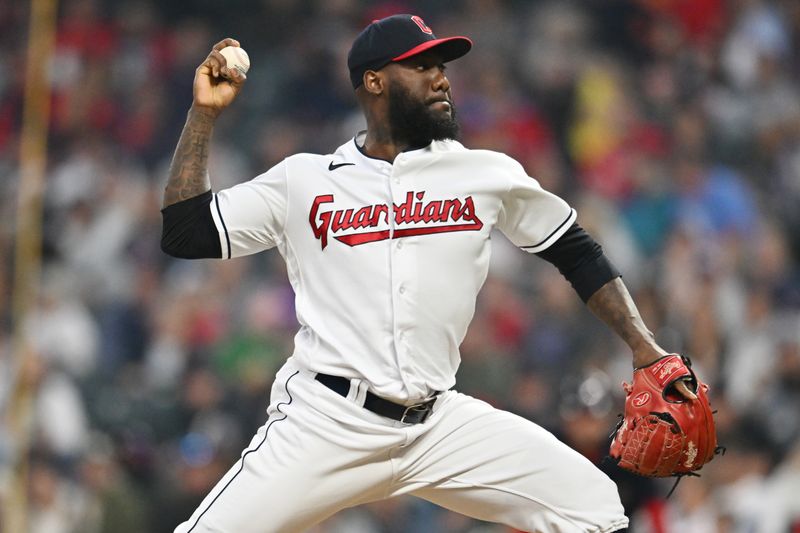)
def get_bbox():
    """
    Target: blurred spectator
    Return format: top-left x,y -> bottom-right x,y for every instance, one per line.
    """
27,457 -> 83,533
73,433 -> 149,533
